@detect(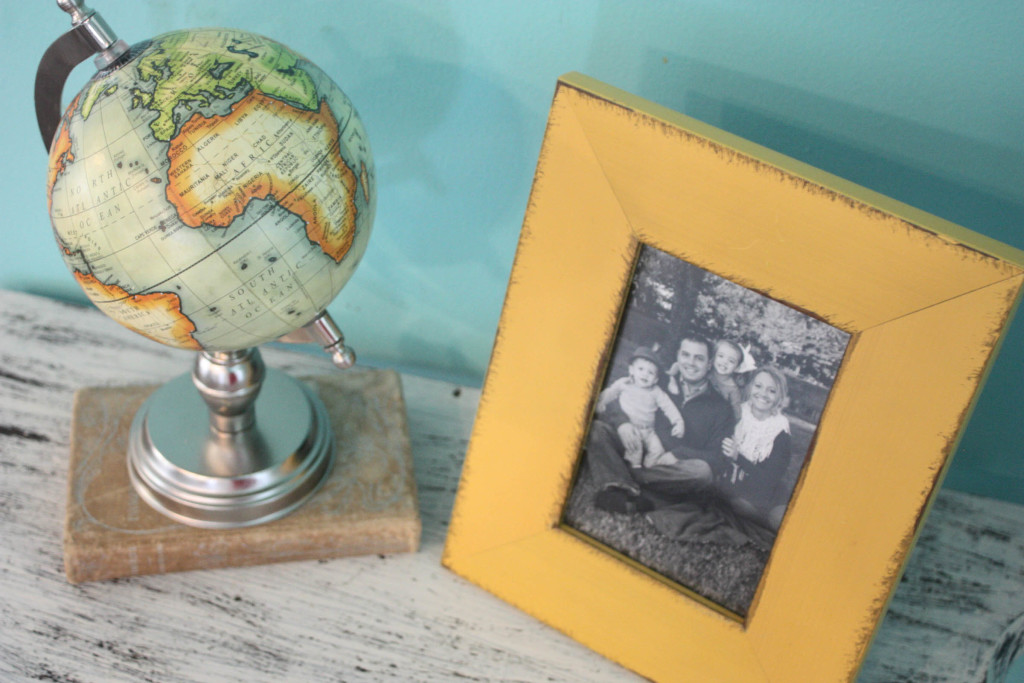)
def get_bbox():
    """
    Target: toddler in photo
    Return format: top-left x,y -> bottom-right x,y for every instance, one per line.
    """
669,338 -> 748,419
709,339 -> 746,419
597,346 -> 685,468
